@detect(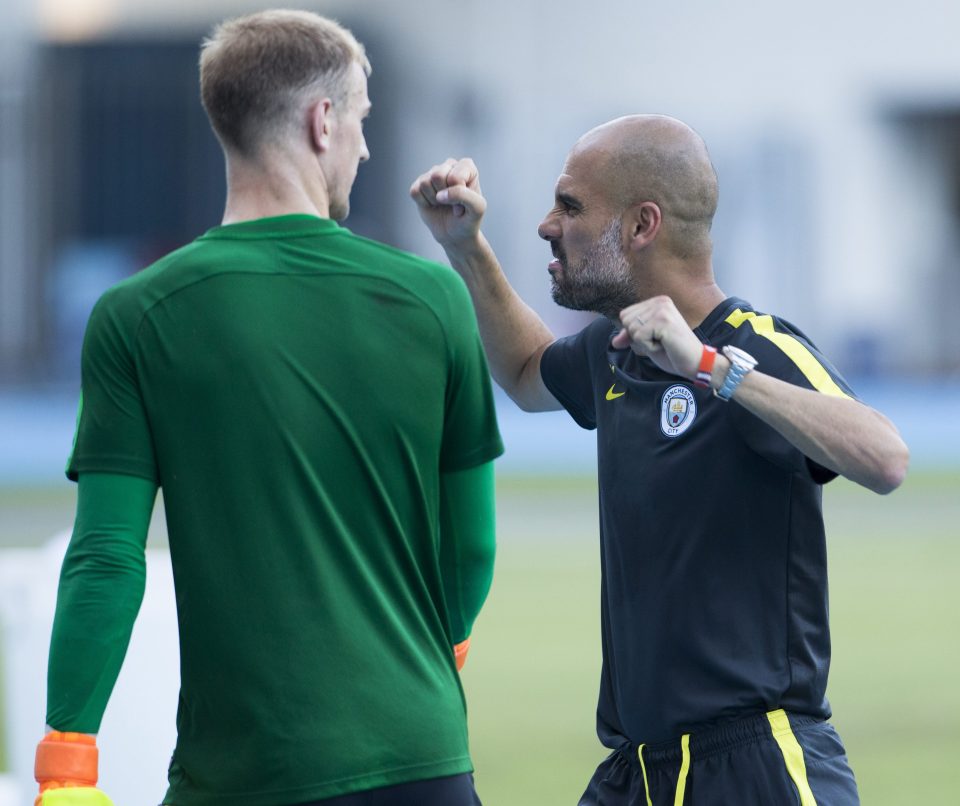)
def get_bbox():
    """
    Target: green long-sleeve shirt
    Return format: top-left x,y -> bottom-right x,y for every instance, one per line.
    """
51,215 -> 503,805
